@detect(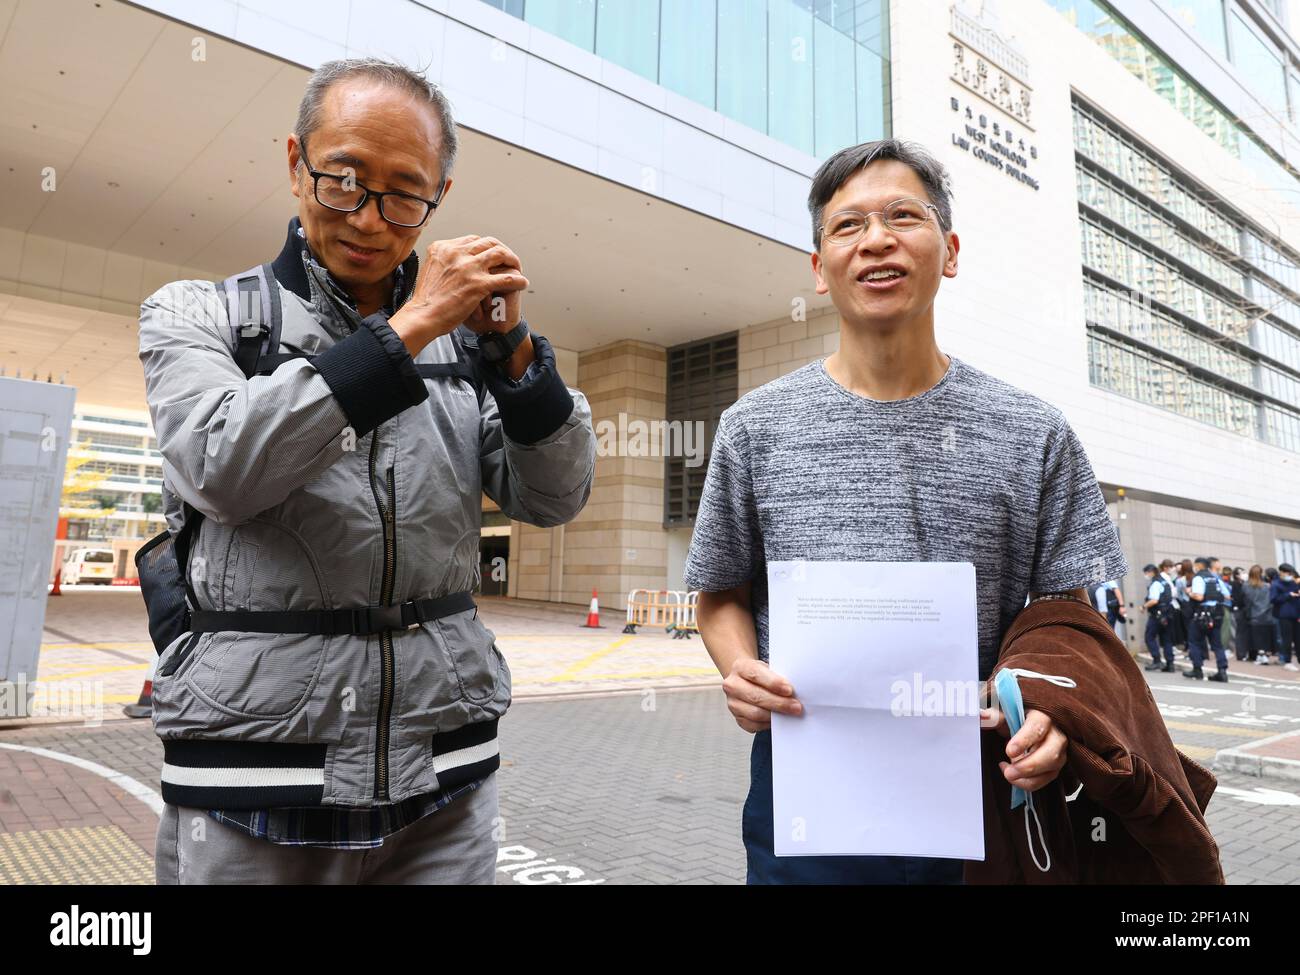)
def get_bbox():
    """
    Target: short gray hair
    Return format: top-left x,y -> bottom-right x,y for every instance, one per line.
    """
808,139 -> 954,249
294,57 -> 458,186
